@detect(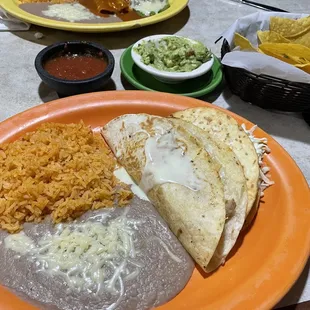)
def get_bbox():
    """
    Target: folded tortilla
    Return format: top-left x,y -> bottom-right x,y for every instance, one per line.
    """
102,114 -> 226,272
169,118 -> 248,272
172,108 -> 260,227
